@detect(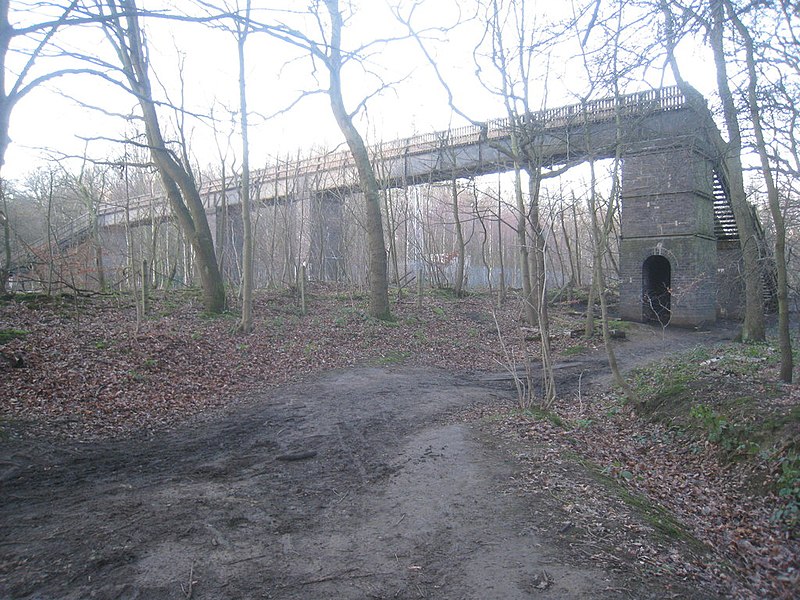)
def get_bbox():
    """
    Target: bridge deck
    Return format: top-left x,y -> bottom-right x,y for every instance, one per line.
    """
103,86 -> 694,224
15,86 -> 739,268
